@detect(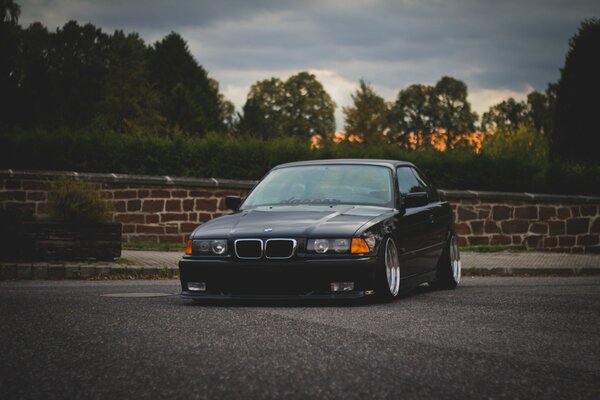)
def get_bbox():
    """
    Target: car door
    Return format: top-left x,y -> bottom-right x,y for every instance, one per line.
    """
394,166 -> 433,277
410,168 -> 449,271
